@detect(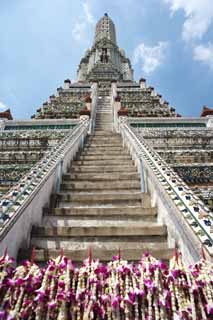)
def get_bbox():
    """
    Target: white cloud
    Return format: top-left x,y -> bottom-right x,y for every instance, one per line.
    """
164,0 -> 213,42
0,101 -> 8,111
72,22 -> 88,42
72,1 -> 95,42
193,43 -> 213,68
133,42 -> 168,74
82,2 -> 95,25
